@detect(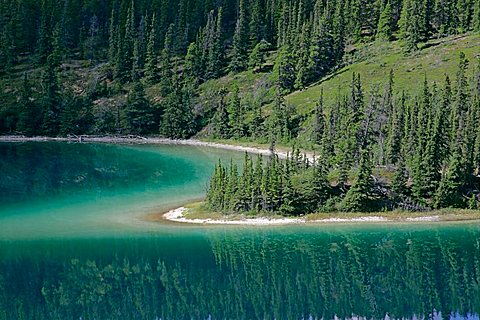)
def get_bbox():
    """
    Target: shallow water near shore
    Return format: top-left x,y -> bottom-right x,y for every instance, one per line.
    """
0,141 -> 247,239
2,142 -> 480,319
